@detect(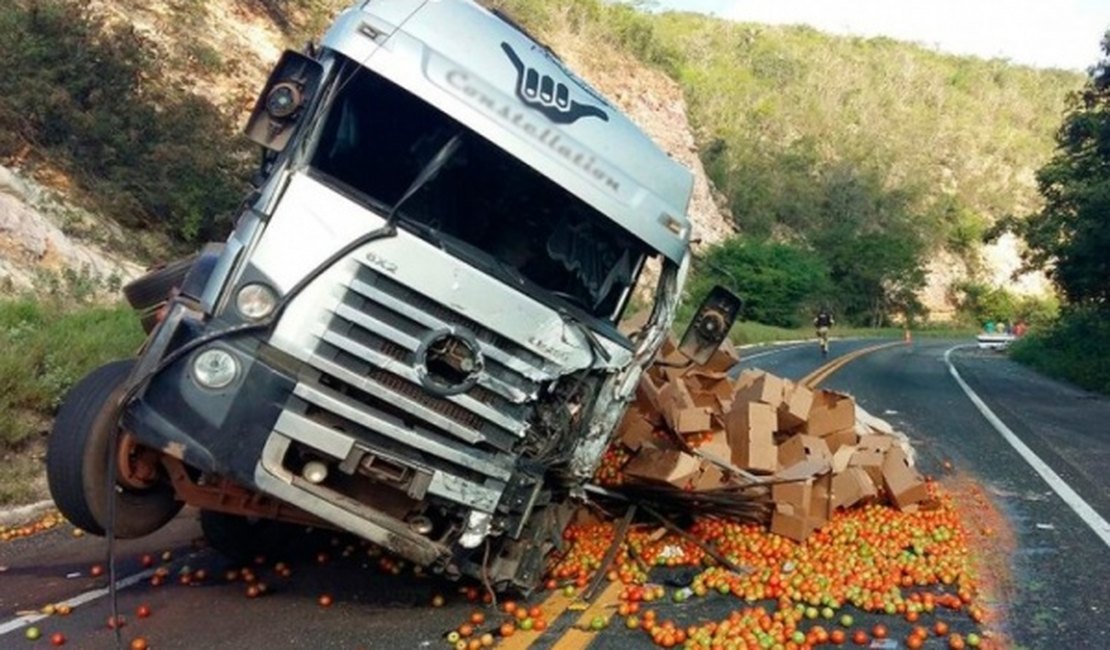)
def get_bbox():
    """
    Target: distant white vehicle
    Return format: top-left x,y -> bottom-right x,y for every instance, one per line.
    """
977,333 -> 1016,350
